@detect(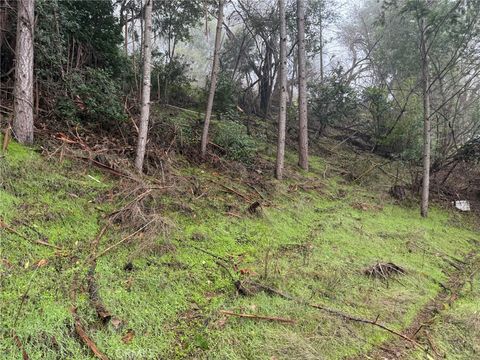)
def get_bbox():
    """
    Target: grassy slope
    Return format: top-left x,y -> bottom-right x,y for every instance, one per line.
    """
0,132 -> 478,360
